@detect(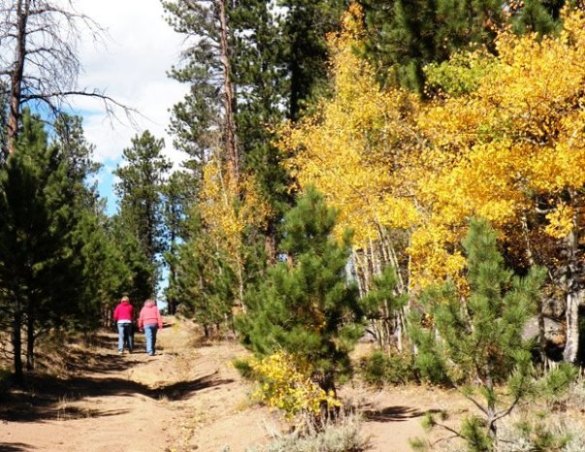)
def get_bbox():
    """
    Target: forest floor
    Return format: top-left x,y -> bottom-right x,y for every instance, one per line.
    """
0,317 -> 471,451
